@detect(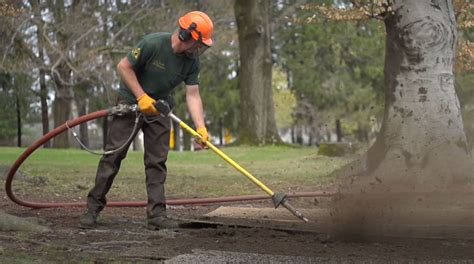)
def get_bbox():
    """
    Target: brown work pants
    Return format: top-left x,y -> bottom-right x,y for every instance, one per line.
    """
86,102 -> 171,219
